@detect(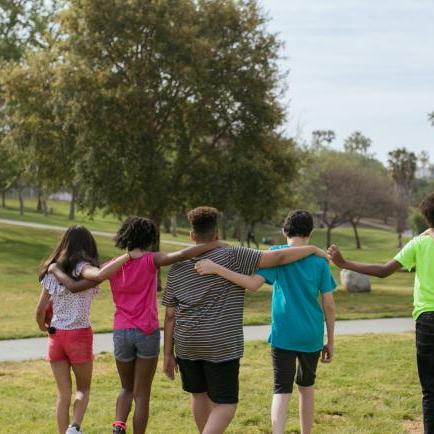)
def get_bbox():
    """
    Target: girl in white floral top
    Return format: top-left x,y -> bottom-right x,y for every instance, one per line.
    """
36,225 -> 142,434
